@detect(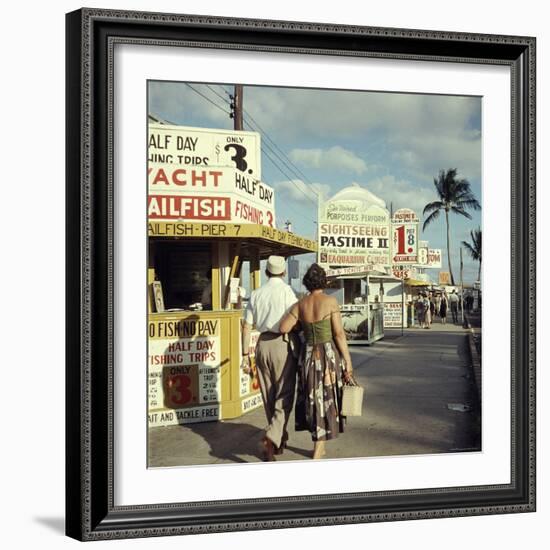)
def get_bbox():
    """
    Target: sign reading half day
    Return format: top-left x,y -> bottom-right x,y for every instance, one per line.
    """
148,124 -> 275,226
391,208 -> 419,264
319,200 -> 390,266
148,124 -> 262,178
148,318 -> 221,427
